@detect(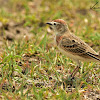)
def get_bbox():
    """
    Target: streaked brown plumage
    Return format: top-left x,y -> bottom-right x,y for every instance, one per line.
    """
46,19 -> 100,78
